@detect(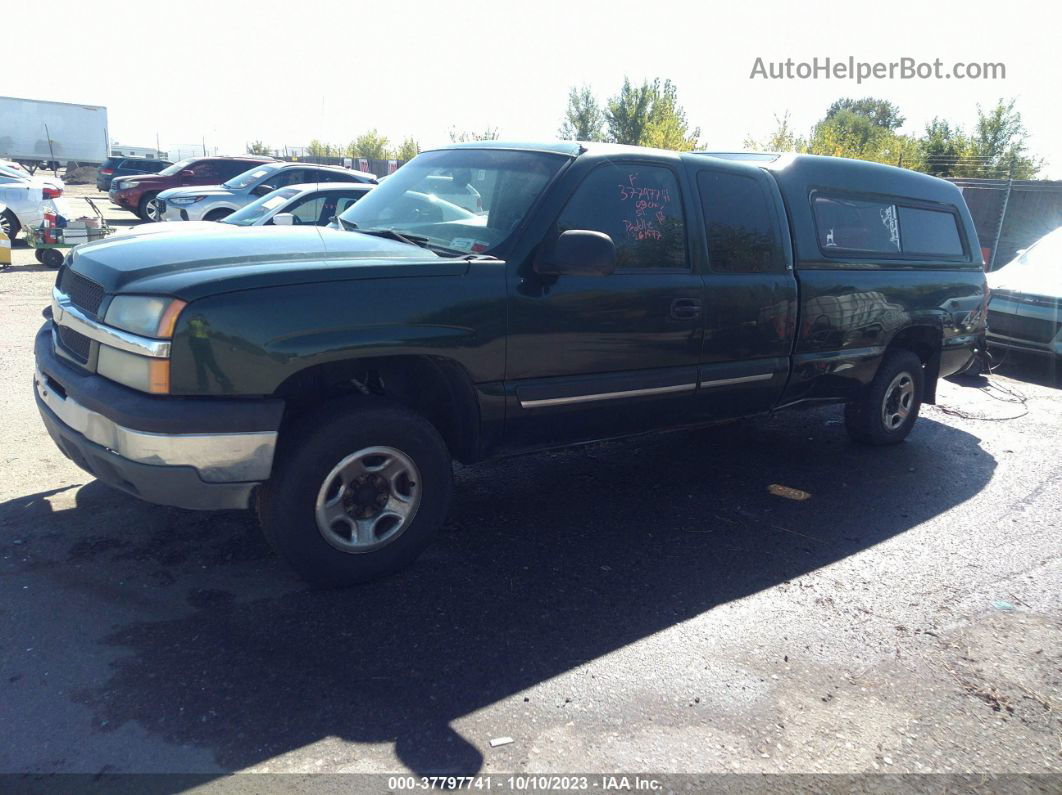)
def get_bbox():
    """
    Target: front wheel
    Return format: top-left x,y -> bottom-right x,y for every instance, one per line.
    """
39,249 -> 64,268
1,210 -> 20,241
845,350 -> 924,445
258,399 -> 453,587
138,193 -> 162,222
